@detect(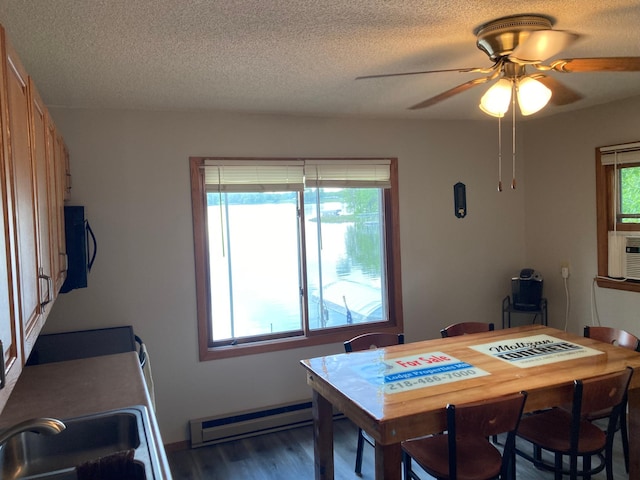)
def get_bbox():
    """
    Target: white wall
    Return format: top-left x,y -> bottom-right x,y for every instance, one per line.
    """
524,95 -> 640,335
44,108 -> 526,444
